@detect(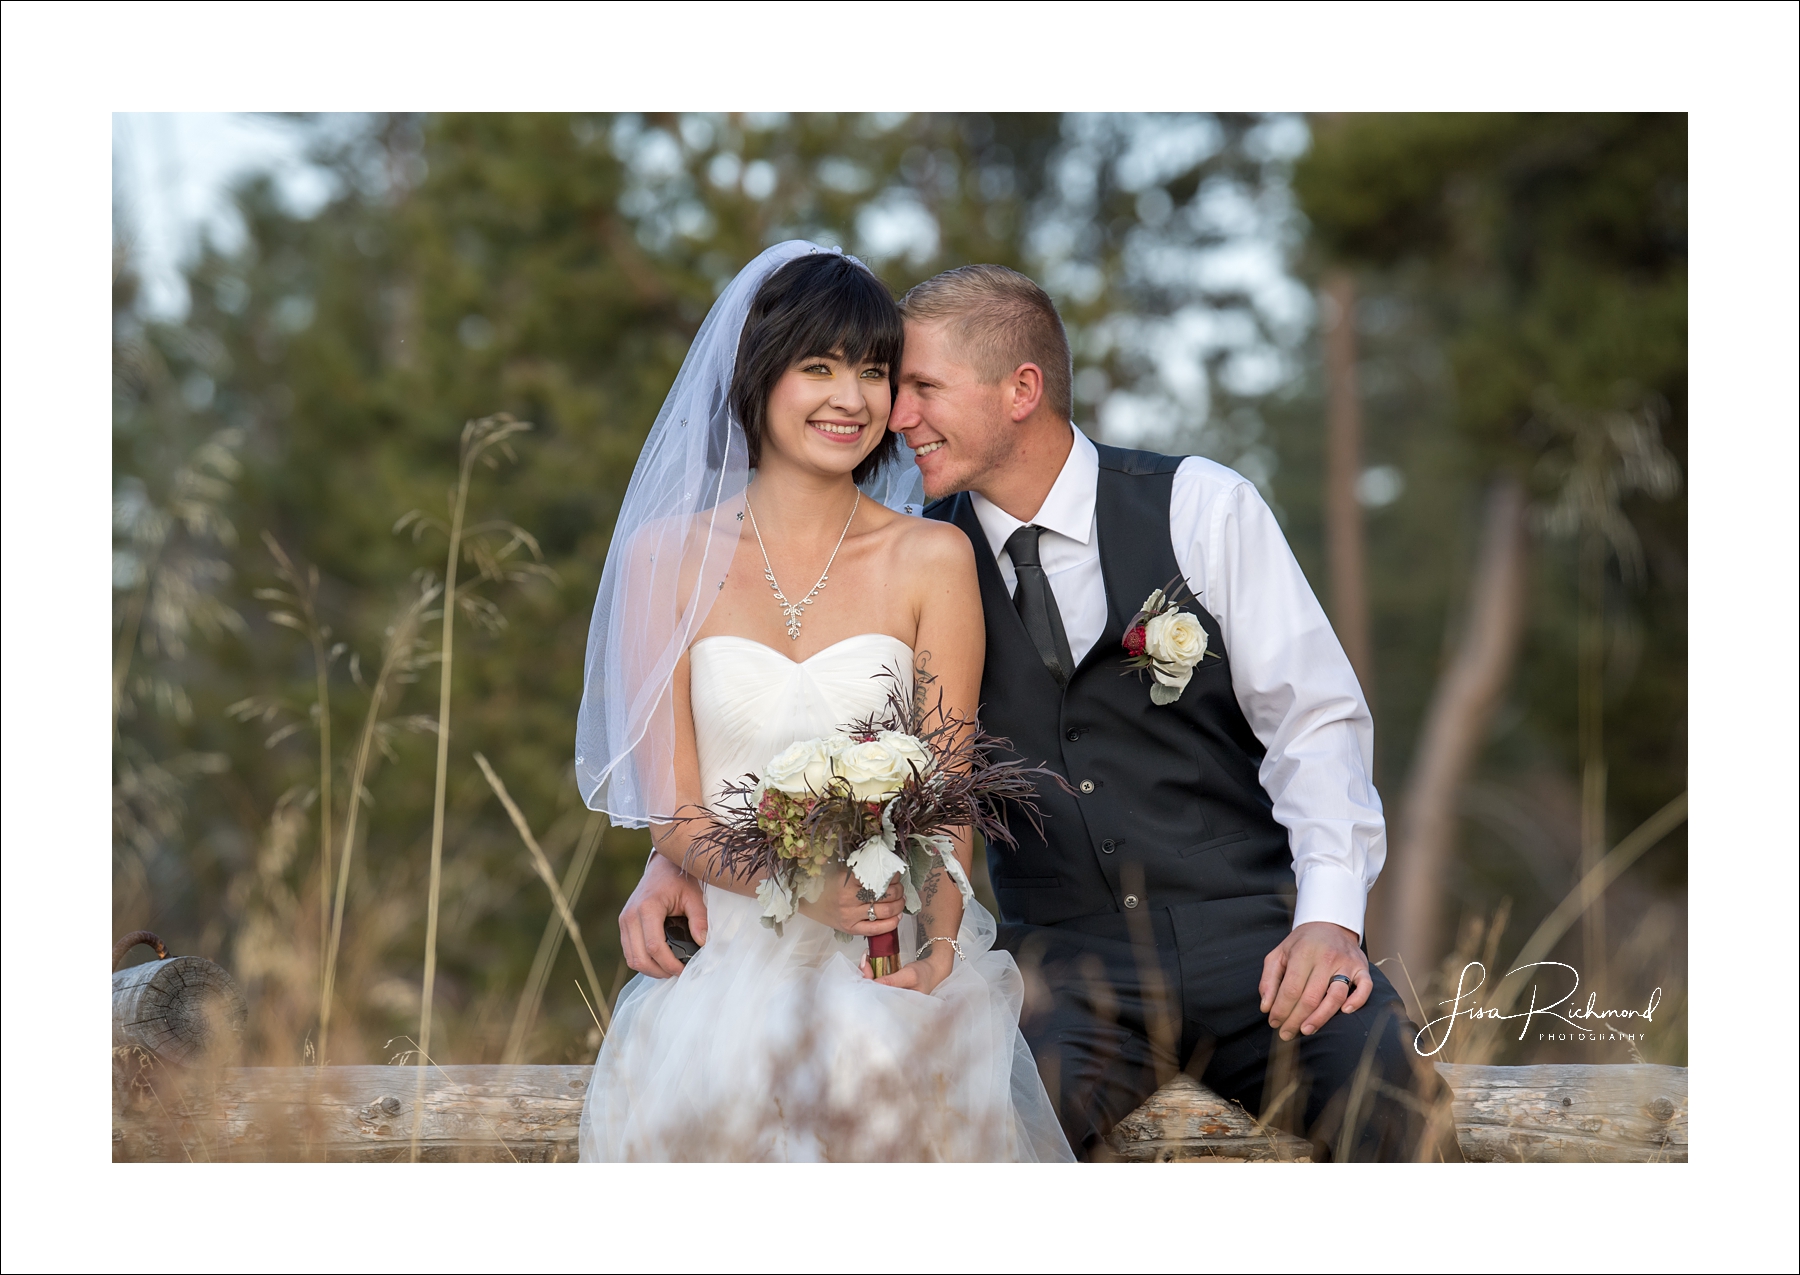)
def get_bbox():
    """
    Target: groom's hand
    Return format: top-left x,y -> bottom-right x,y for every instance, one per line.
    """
1259,922 -> 1373,1041
620,855 -> 709,979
